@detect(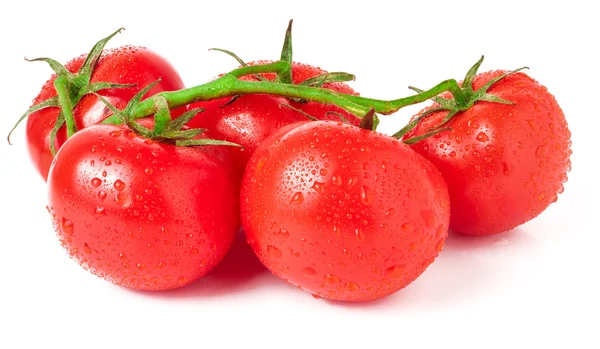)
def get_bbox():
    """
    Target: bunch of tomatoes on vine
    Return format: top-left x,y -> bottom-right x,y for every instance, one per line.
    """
9,21 -> 571,302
